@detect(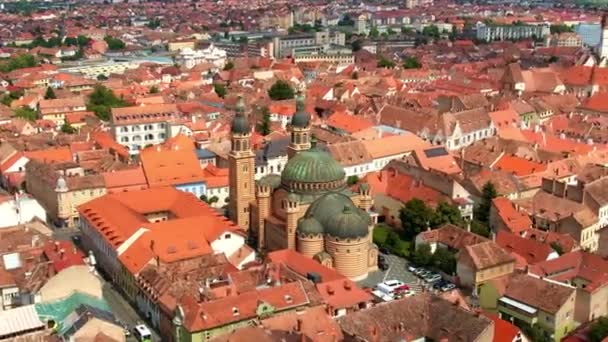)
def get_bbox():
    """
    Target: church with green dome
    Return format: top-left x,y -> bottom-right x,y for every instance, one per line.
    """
229,94 -> 378,280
